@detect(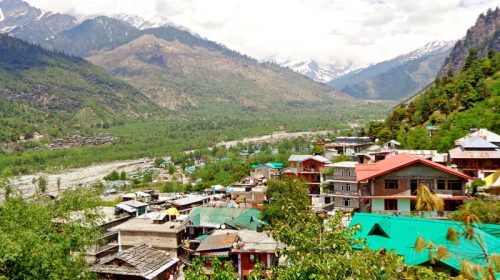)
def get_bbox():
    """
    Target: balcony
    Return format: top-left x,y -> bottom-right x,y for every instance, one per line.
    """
371,210 -> 452,218
323,189 -> 358,197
